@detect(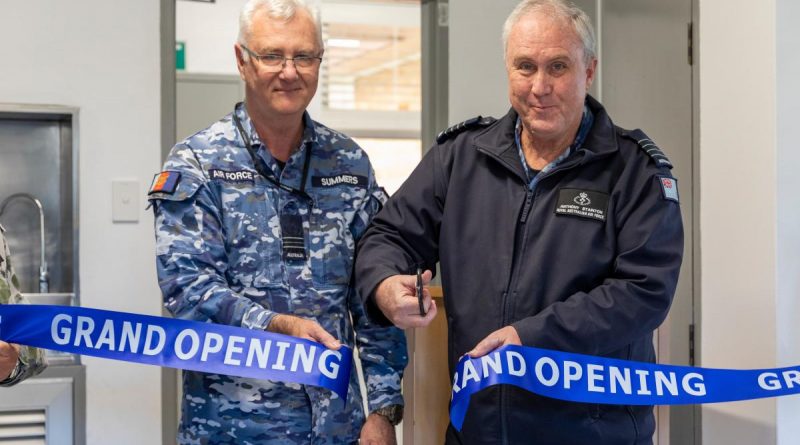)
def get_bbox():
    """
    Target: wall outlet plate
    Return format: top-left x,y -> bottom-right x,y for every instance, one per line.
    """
111,180 -> 140,223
